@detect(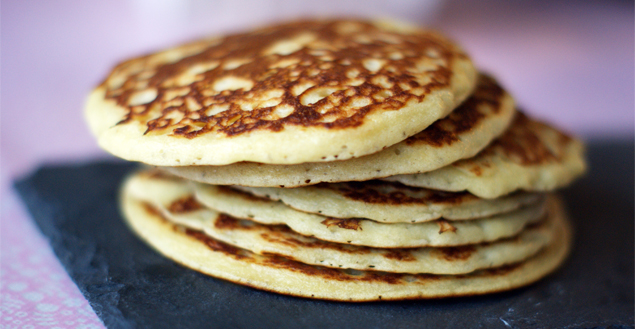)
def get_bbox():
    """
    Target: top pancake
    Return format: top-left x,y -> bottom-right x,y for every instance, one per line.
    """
85,19 -> 477,166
